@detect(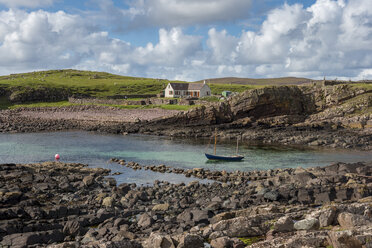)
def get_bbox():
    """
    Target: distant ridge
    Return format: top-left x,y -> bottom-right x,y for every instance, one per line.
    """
195,77 -> 314,85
